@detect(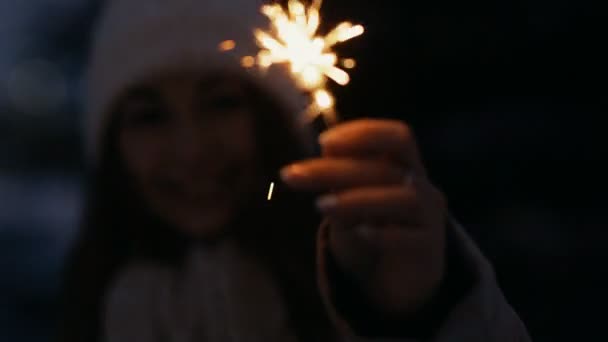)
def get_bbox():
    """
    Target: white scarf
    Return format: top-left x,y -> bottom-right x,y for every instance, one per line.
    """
103,240 -> 299,342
